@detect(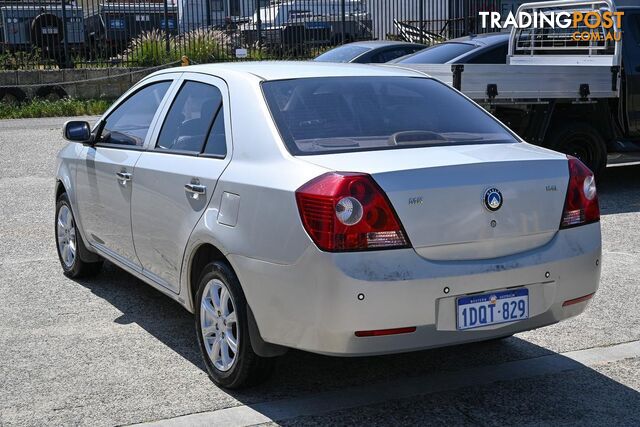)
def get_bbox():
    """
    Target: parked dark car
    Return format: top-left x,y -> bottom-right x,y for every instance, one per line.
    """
393,32 -> 510,64
315,40 -> 428,64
